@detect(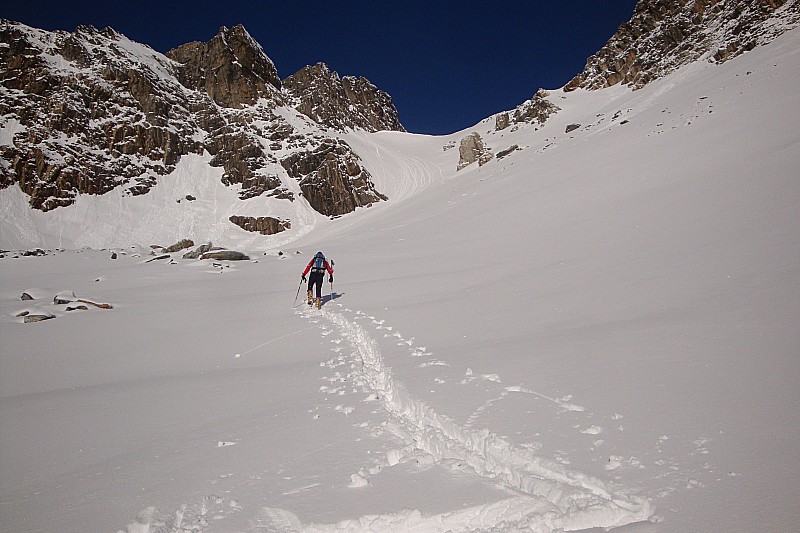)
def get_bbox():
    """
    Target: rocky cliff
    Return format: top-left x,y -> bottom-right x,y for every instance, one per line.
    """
284,62 -> 404,133
565,0 -> 800,91
0,21 -> 403,230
